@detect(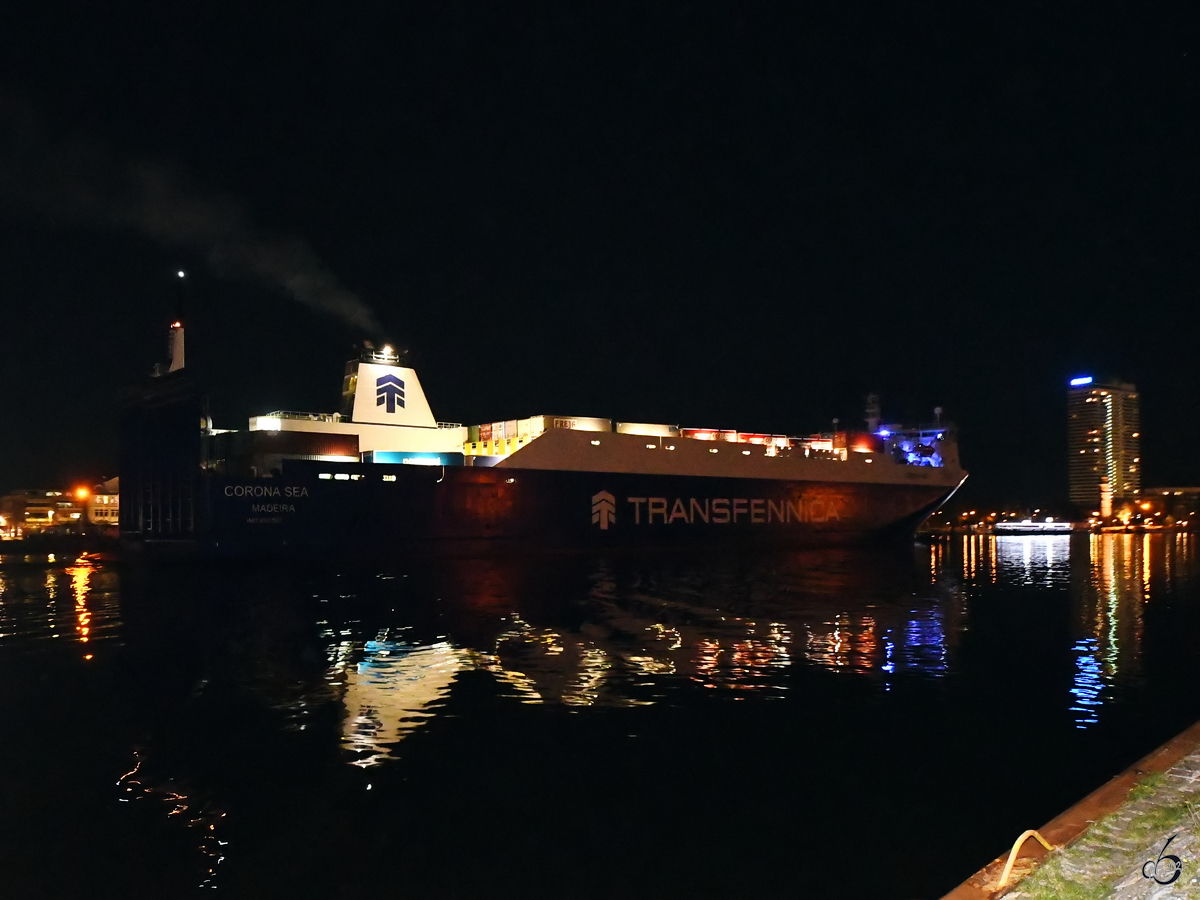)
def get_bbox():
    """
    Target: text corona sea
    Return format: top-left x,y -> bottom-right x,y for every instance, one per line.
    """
223,485 -> 309,498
